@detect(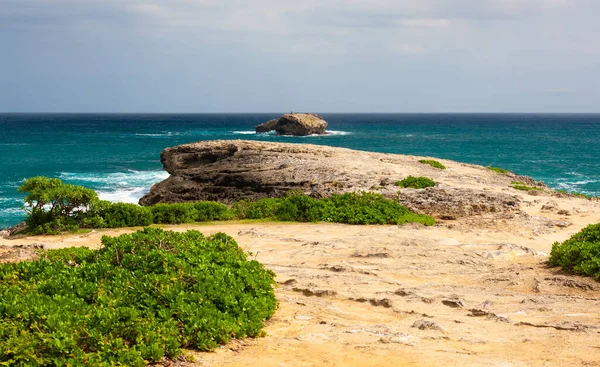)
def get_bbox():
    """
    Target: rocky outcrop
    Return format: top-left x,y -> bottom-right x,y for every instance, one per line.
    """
0,222 -> 26,238
138,140 -> 537,220
256,113 -> 328,136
